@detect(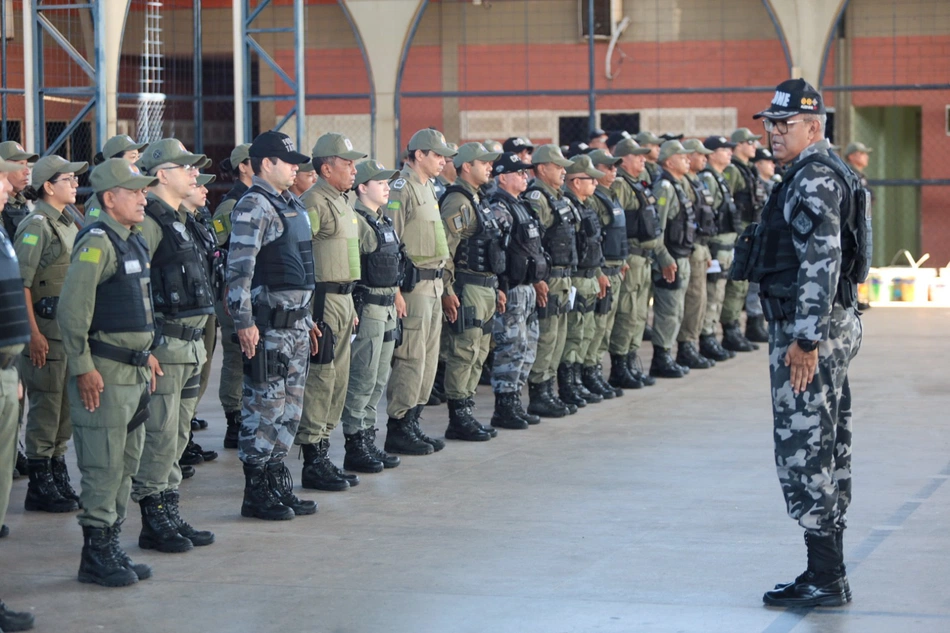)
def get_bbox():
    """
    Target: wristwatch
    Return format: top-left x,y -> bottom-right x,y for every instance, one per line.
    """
796,339 -> 818,352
